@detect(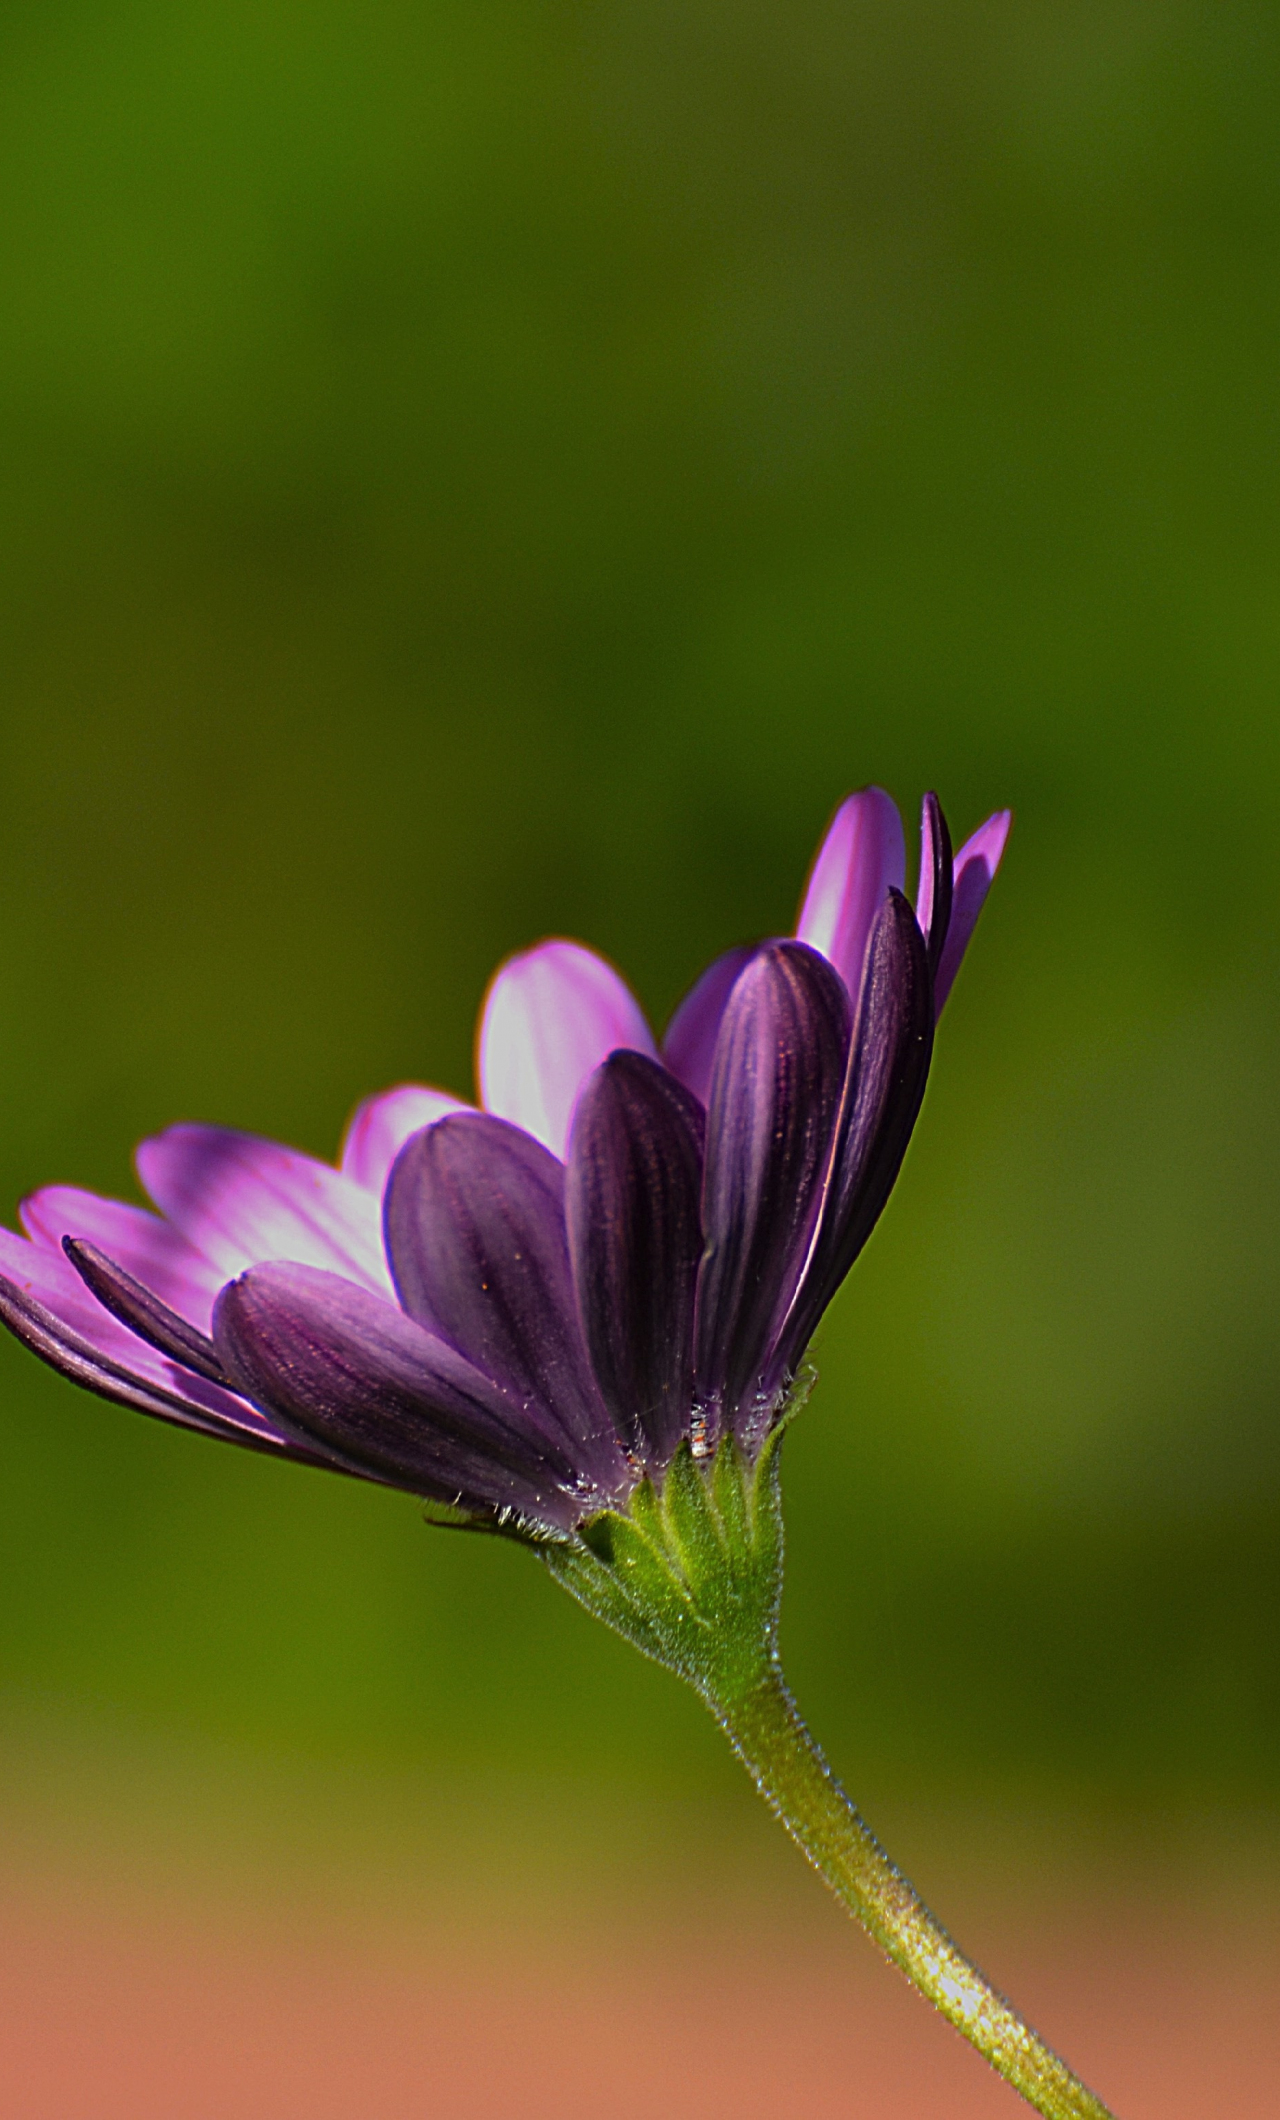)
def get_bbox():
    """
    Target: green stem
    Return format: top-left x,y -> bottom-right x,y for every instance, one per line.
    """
709,1662 -> 1116,2120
